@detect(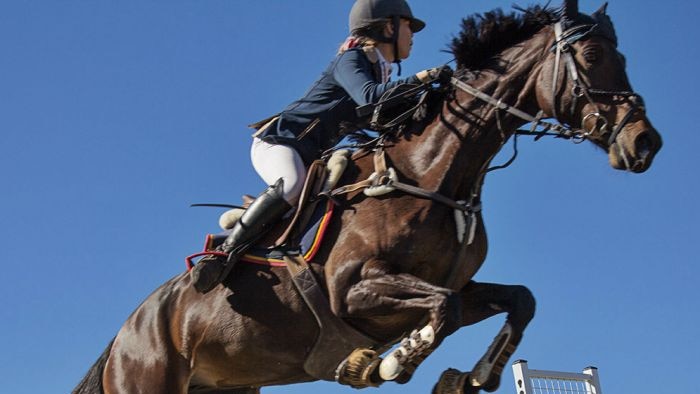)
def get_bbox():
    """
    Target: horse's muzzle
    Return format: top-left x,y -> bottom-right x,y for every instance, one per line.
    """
609,125 -> 662,173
